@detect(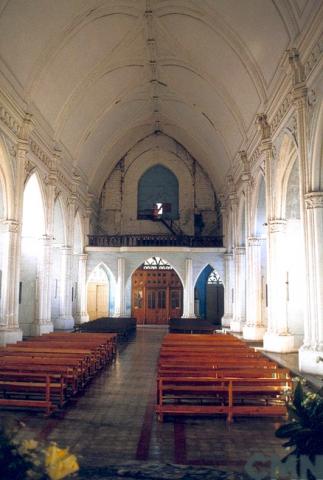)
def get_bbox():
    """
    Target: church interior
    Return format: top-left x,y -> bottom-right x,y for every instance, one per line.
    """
0,0 -> 322,478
